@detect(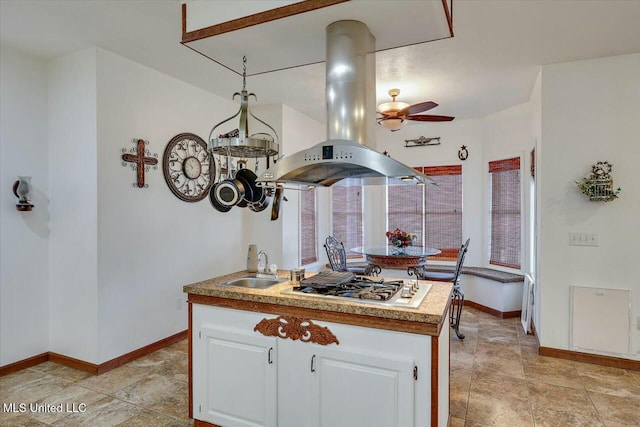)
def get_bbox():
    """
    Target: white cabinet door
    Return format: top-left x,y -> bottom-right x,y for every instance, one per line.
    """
194,324 -> 277,427
310,347 -> 415,427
